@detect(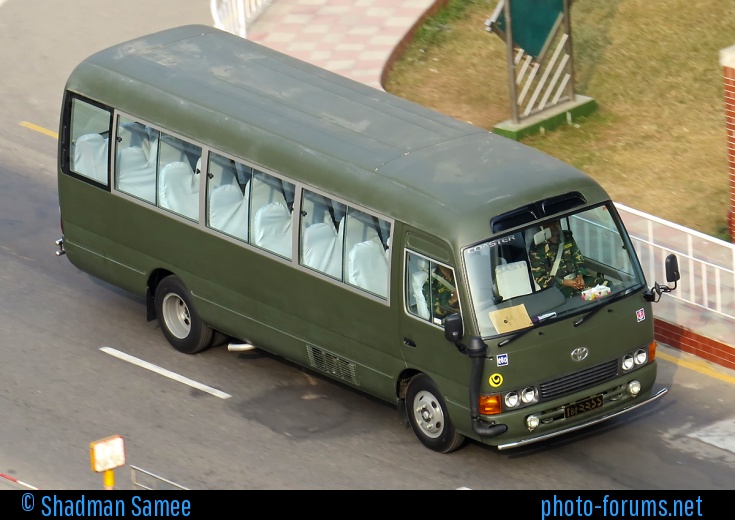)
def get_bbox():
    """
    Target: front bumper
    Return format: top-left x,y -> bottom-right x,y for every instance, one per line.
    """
494,386 -> 668,450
